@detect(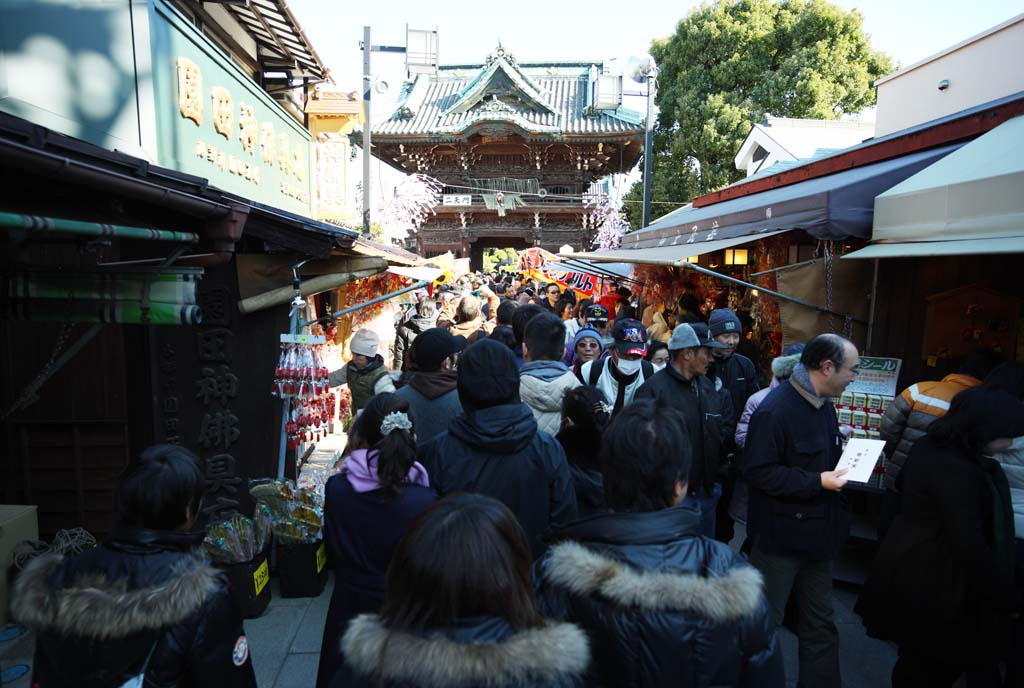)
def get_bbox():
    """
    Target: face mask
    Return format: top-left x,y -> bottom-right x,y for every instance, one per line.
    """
652,362 -> 666,373
616,357 -> 642,375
